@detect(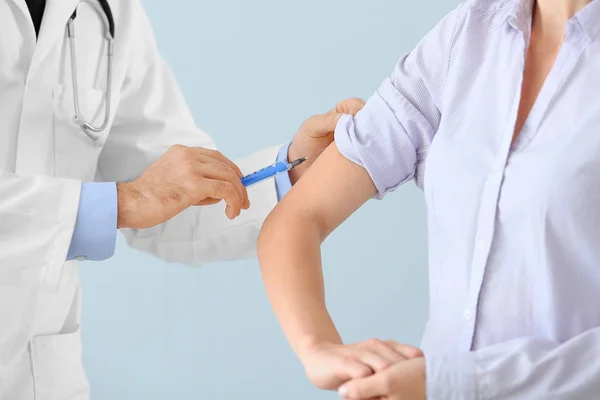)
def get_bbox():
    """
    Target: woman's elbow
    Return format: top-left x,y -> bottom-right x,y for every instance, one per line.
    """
258,205 -> 291,264
258,204 -> 324,265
